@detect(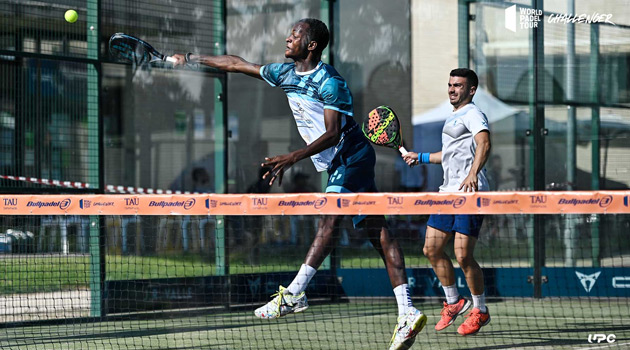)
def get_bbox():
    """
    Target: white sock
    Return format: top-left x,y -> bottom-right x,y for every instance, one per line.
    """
472,293 -> 487,313
443,284 -> 460,304
287,264 -> 317,295
393,284 -> 413,317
